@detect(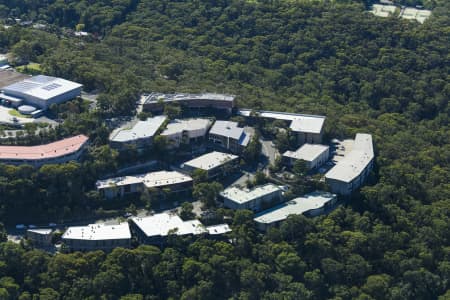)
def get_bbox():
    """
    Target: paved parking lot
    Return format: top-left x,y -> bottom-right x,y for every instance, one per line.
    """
0,106 -> 34,126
